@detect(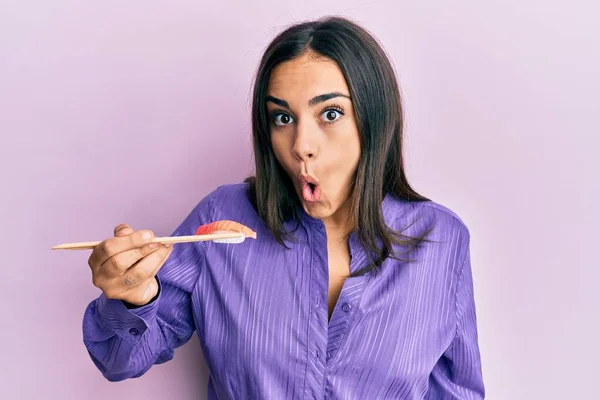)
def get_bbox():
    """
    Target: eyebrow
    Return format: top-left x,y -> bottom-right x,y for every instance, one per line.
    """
266,92 -> 351,109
